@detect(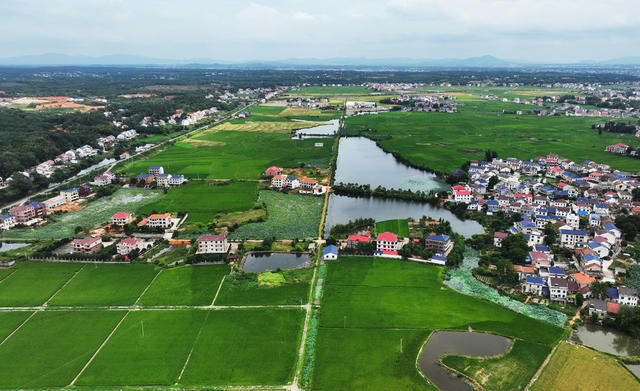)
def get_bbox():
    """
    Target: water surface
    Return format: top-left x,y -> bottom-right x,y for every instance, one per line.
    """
242,252 -> 311,273
0,242 -> 29,252
334,137 -> 447,192
323,194 -> 483,238
294,119 -> 339,136
570,324 -> 640,357
419,331 -> 512,391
